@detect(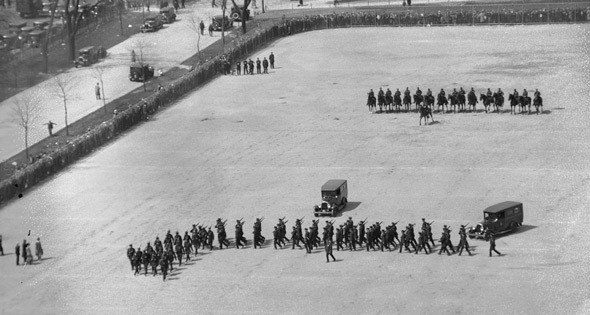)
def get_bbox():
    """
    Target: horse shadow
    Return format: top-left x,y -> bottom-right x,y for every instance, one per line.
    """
165,277 -> 179,281
427,121 -> 440,126
336,202 -> 362,217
